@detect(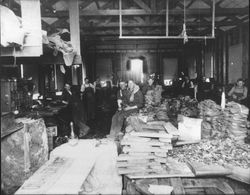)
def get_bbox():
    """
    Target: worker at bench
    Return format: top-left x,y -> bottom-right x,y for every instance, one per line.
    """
108,80 -> 144,140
